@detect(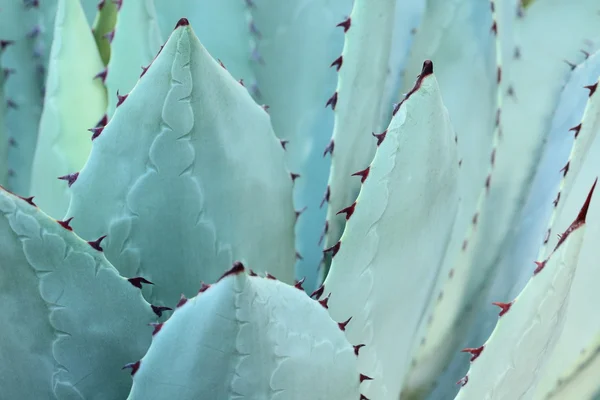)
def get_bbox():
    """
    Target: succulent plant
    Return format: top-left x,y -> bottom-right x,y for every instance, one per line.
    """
1,0 -> 600,399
